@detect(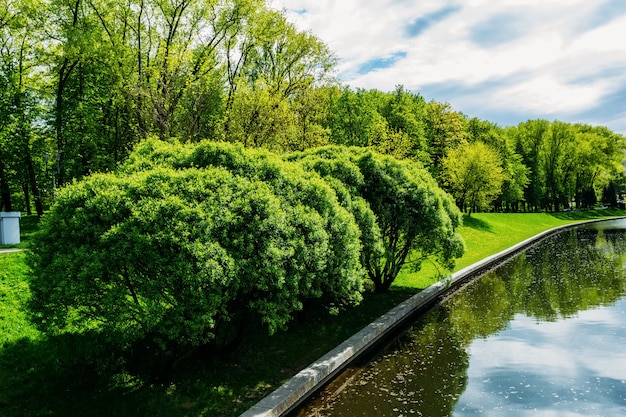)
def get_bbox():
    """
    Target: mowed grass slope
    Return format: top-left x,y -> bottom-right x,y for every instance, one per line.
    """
394,210 -> 625,288
0,209 -> 624,417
